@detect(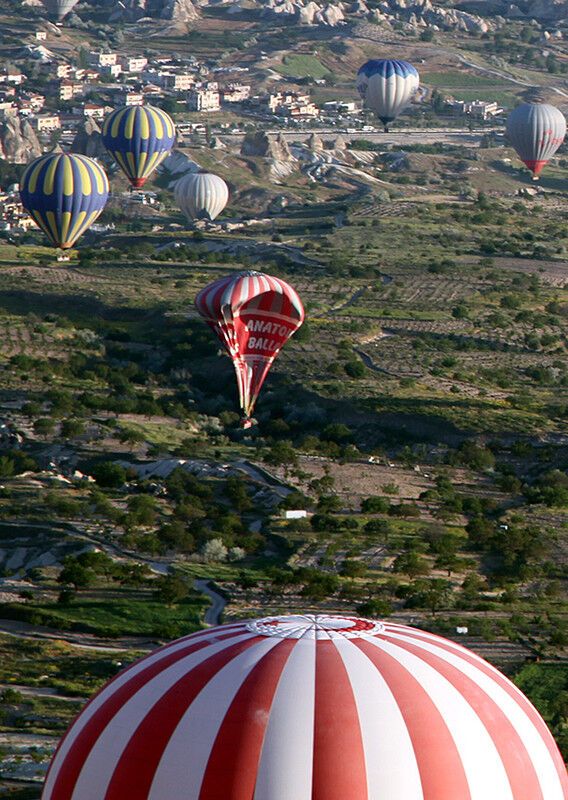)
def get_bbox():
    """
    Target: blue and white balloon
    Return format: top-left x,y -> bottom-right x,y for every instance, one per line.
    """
356,59 -> 419,131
